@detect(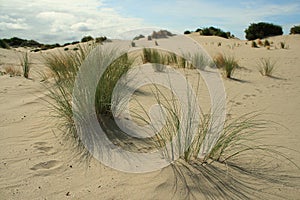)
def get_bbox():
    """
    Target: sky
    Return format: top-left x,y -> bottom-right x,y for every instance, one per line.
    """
0,0 -> 299,44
